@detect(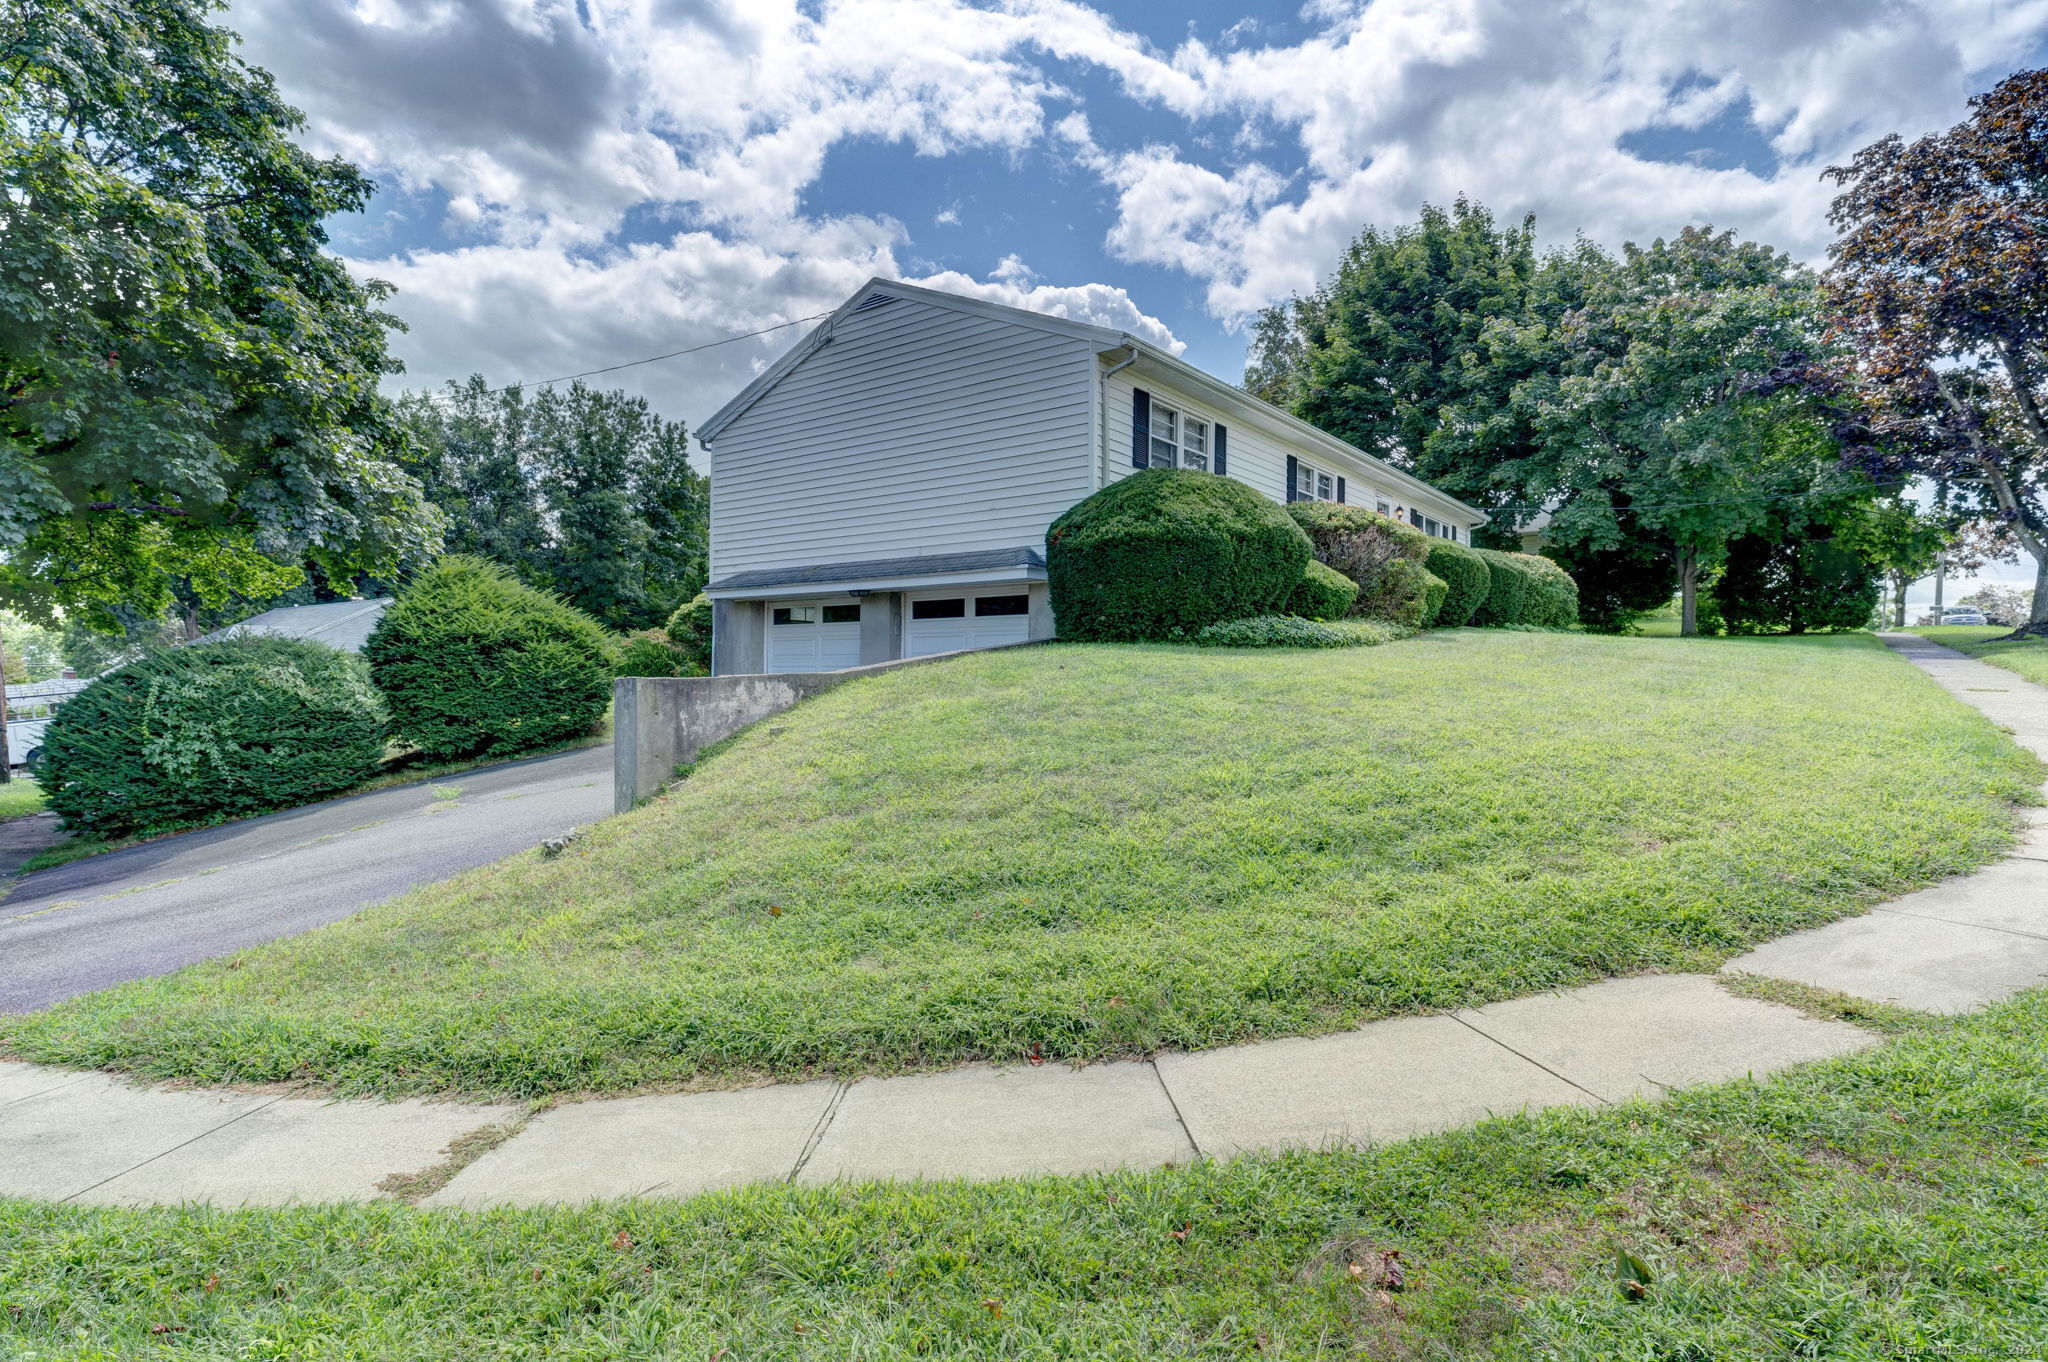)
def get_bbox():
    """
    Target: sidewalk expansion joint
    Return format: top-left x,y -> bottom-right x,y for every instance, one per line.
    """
1445,1011 -> 1612,1106
60,1093 -> 284,1203
1871,905 -> 2048,943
